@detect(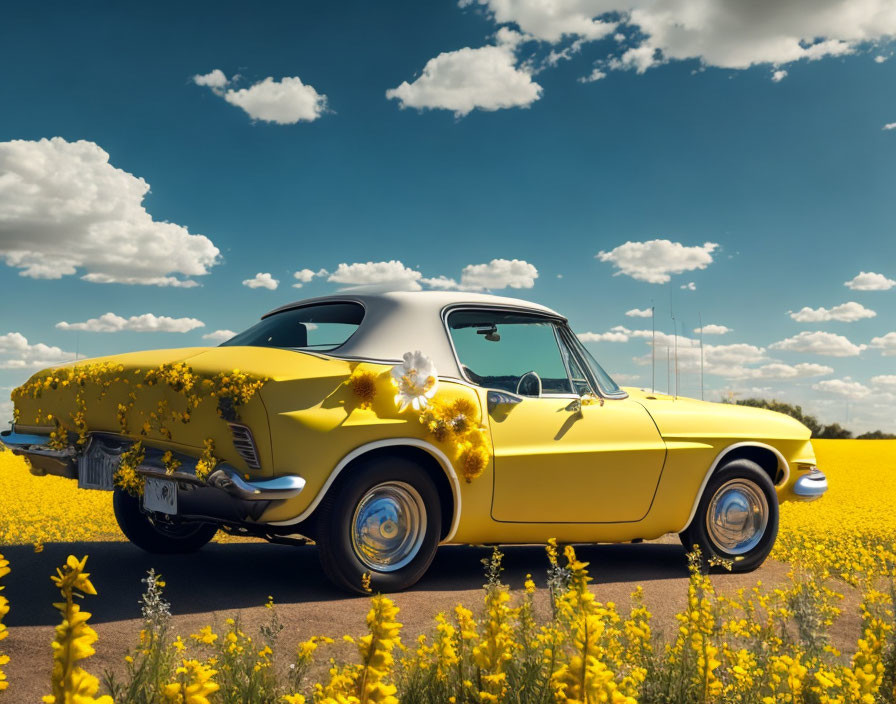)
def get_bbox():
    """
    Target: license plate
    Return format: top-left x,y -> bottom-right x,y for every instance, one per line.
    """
143,477 -> 177,514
